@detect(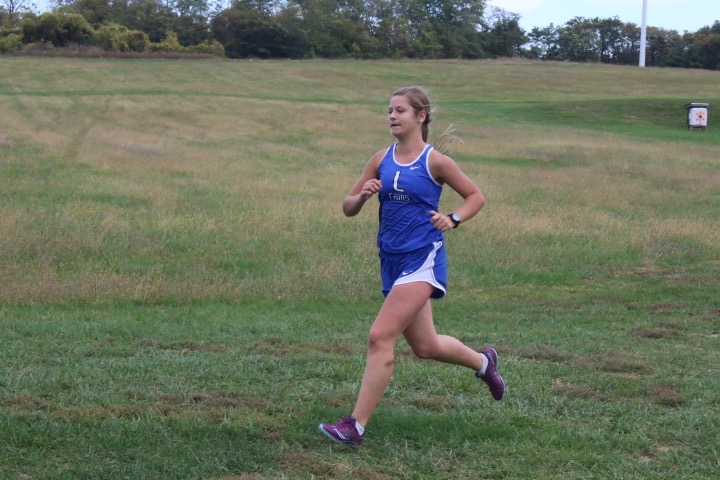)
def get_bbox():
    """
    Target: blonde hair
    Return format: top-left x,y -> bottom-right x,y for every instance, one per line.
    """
391,86 -> 462,154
